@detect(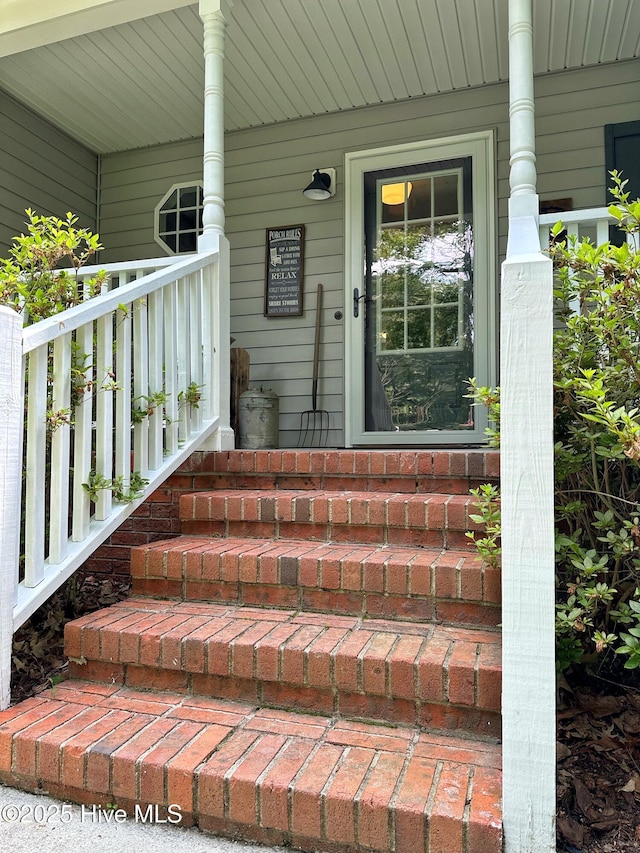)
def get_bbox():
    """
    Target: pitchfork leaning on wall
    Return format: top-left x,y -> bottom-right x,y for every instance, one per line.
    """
298,283 -> 329,447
